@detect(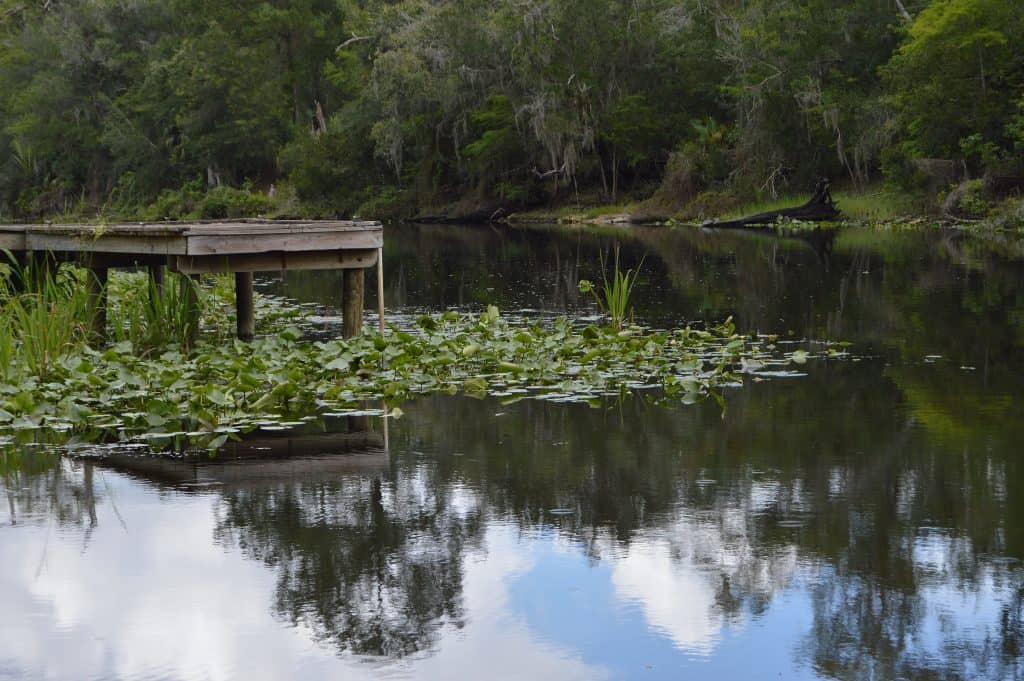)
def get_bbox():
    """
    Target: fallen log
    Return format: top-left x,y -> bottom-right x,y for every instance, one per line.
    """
702,179 -> 841,228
